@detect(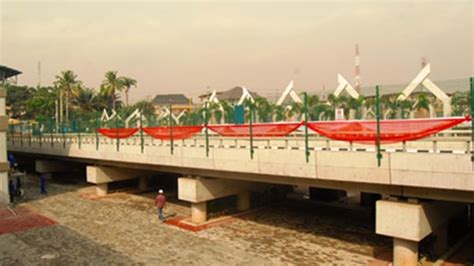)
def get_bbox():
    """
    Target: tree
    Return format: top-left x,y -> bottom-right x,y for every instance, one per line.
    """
6,85 -> 34,119
54,70 -> 81,124
381,94 -> 400,119
25,86 -> 57,120
414,92 -> 431,114
71,87 -> 97,114
348,95 -> 365,119
272,105 -> 286,122
220,101 -> 235,123
254,97 -> 272,122
451,91 -> 470,116
101,71 -> 124,110
121,77 -> 137,106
